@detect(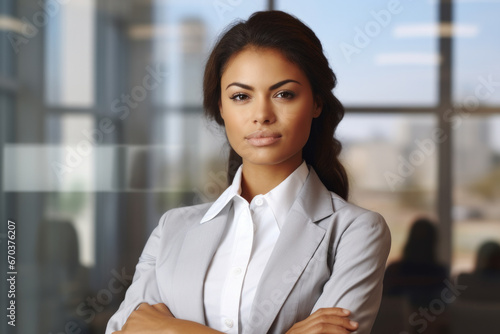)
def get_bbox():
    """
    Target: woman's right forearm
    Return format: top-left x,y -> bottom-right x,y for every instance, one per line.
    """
164,318 -> 224,334
114,303 -> 224,334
